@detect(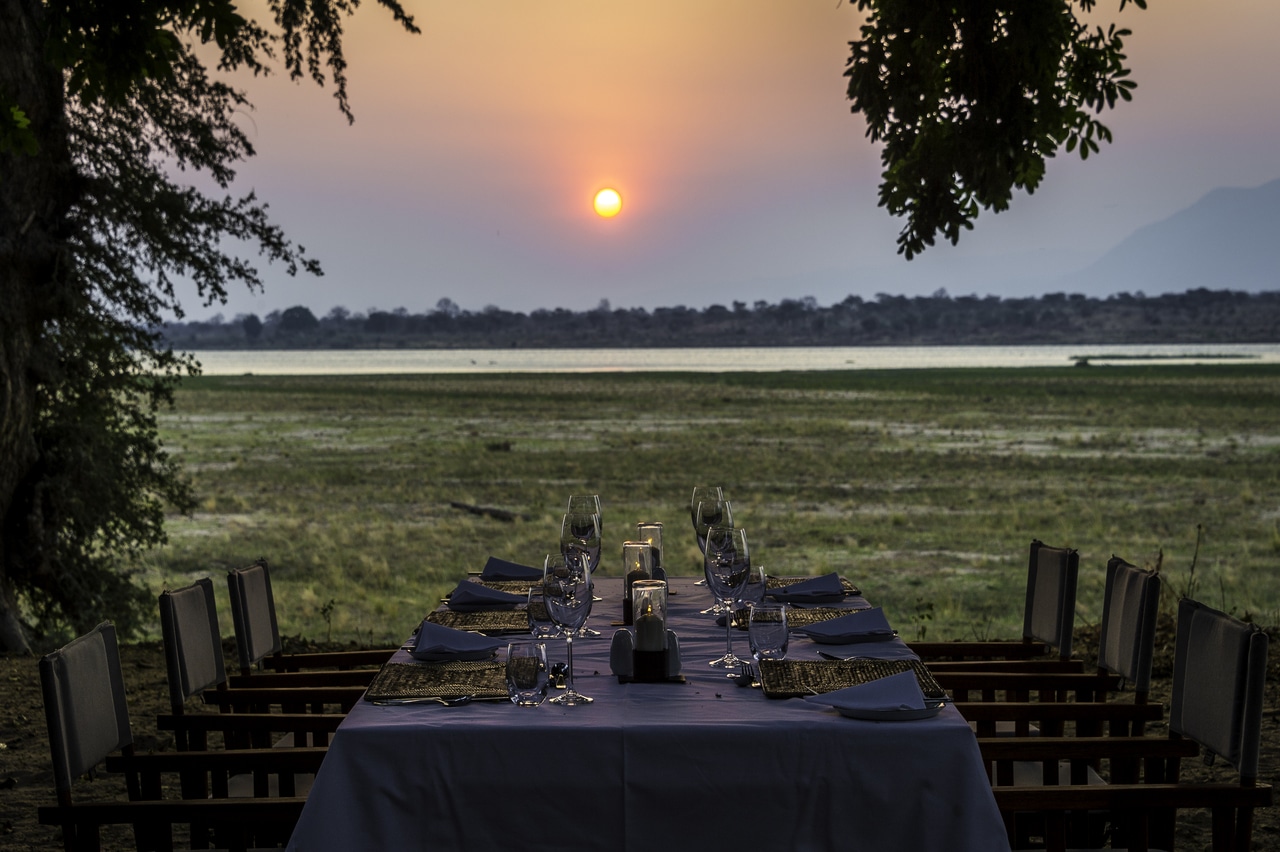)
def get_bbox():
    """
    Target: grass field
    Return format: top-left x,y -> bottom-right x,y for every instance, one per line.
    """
139,364 -> 1280,645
